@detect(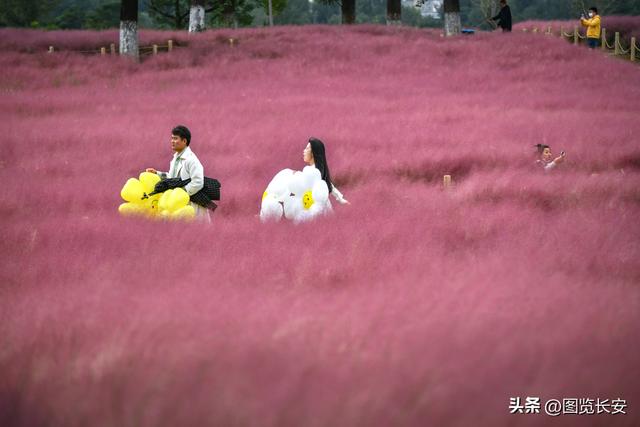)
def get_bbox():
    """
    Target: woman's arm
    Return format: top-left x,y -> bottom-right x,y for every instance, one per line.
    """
331,185 -> 349,204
